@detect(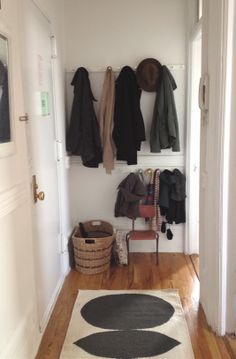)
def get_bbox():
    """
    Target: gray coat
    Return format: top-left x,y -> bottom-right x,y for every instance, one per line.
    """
115,173 -> 146,218
150,66 -> 180,152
